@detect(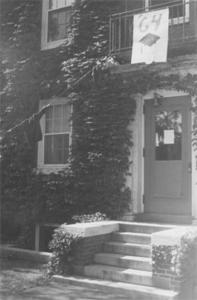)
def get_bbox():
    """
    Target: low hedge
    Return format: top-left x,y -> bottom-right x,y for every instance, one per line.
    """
152,229 -> 197,300
48,225 -> 80,275
47,212 -> 108,275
